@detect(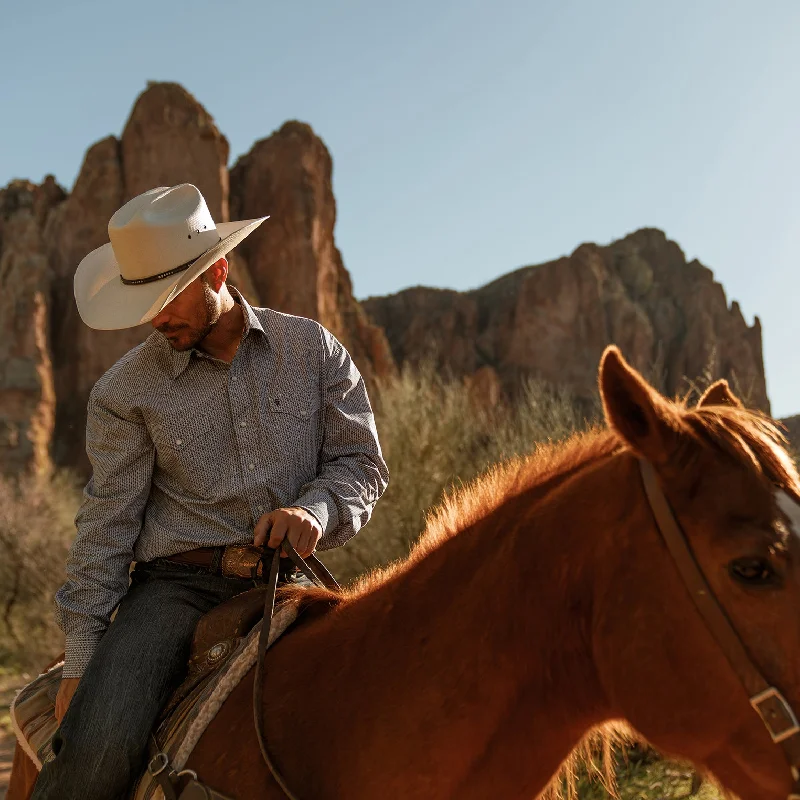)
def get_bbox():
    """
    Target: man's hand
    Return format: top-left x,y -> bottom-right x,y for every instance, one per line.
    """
55,677 -> 80,723
253,507 -> 322,559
